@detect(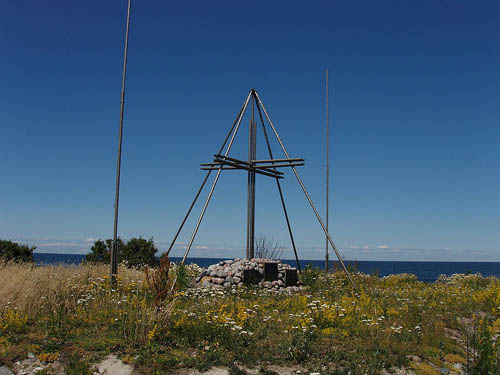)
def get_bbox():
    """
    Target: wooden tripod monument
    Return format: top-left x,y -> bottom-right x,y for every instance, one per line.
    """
166,89 -> 355,289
